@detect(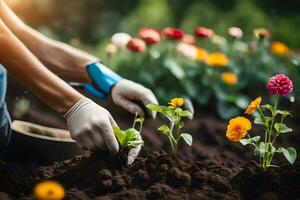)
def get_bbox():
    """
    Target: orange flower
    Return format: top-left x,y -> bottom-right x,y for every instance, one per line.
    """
169,97 -> 184,107
245,97 -> 262,115
195,48 -> 208,62
34,181 -> 65,200
205,52 -> 229,67
270,41 -> 290,56
221,72 -> 238,85
226,117 -> 252,142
